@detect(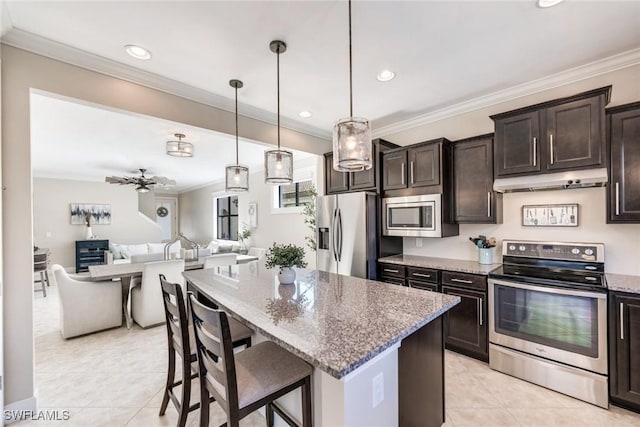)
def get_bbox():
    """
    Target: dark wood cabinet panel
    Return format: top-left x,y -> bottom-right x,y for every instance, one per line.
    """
378,263 -> 406,279
349,142 -> 378,191
324,153 -> 349,194
610,292 -> 640,412
408,144 -> 440,187
454,135 -> 502,223
545,96 -> 603,171
382,151 -> 408,191
608,102 -> 640,223
75,239 -> 109,273
408,279 -> 438,292
442,285 -> 488,361
494,111 -> 541,177
406,267 -> 439,284
379,275 -> 406,286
